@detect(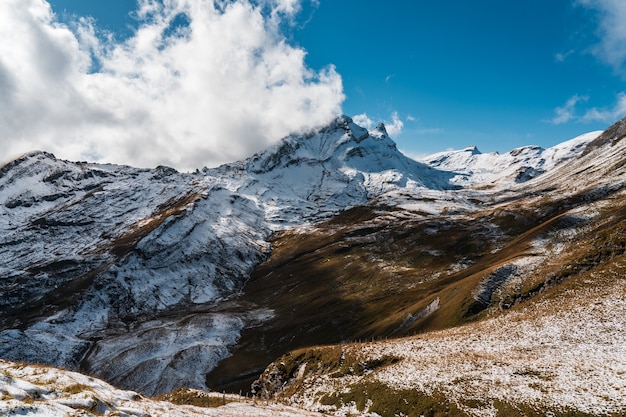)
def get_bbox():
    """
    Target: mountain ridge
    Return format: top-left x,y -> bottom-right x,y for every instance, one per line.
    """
1,114 -> 625,412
